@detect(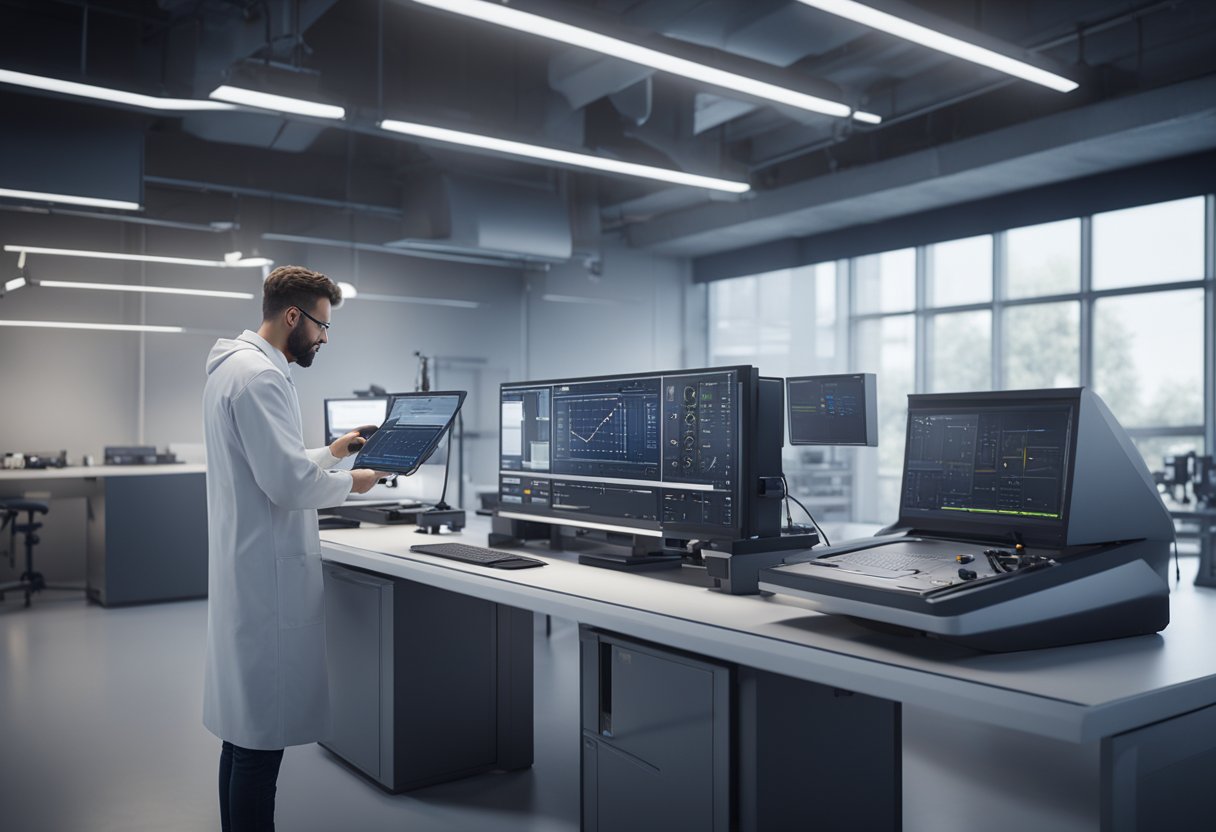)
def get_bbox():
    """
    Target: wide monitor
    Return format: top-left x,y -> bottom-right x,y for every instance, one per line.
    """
498,366 -> 782,542
897,390 -> 1078,547
787,373 -> 877,446
354,391 -> 466,476
324,396 -> 389,444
